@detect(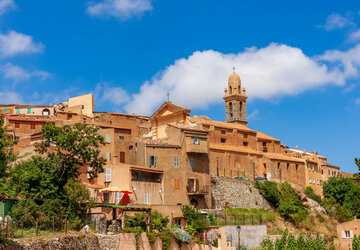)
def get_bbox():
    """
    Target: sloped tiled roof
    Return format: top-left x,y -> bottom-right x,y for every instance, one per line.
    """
190,116 -> 255,133
257,131 -> 280,142
210,143 -> 260,155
